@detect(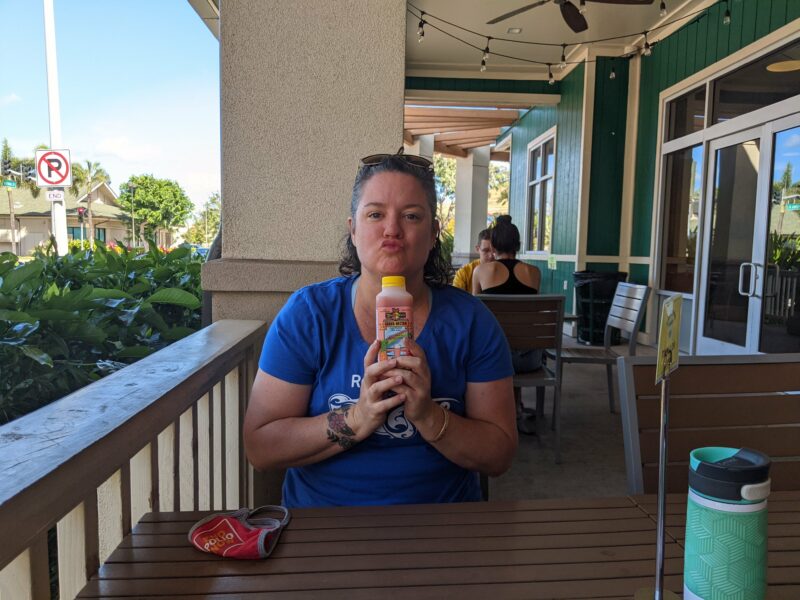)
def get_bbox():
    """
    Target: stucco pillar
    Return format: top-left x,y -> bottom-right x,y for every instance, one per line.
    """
404,134 -> 434,161
452,145 -> 490,266
202,0 -> 406,322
